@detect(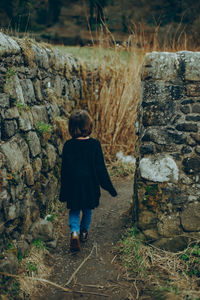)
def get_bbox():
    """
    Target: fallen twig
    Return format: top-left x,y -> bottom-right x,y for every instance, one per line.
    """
65,243 -> 97,286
